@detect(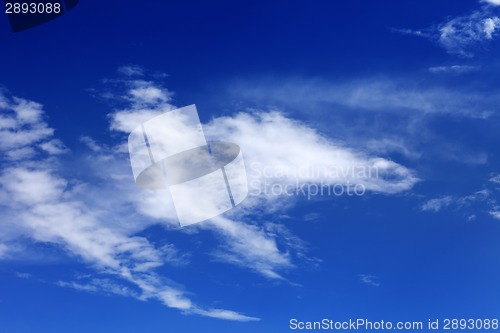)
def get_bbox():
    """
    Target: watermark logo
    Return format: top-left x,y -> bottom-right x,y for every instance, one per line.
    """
128,105 -> 248,227
247,163 -> 375,199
